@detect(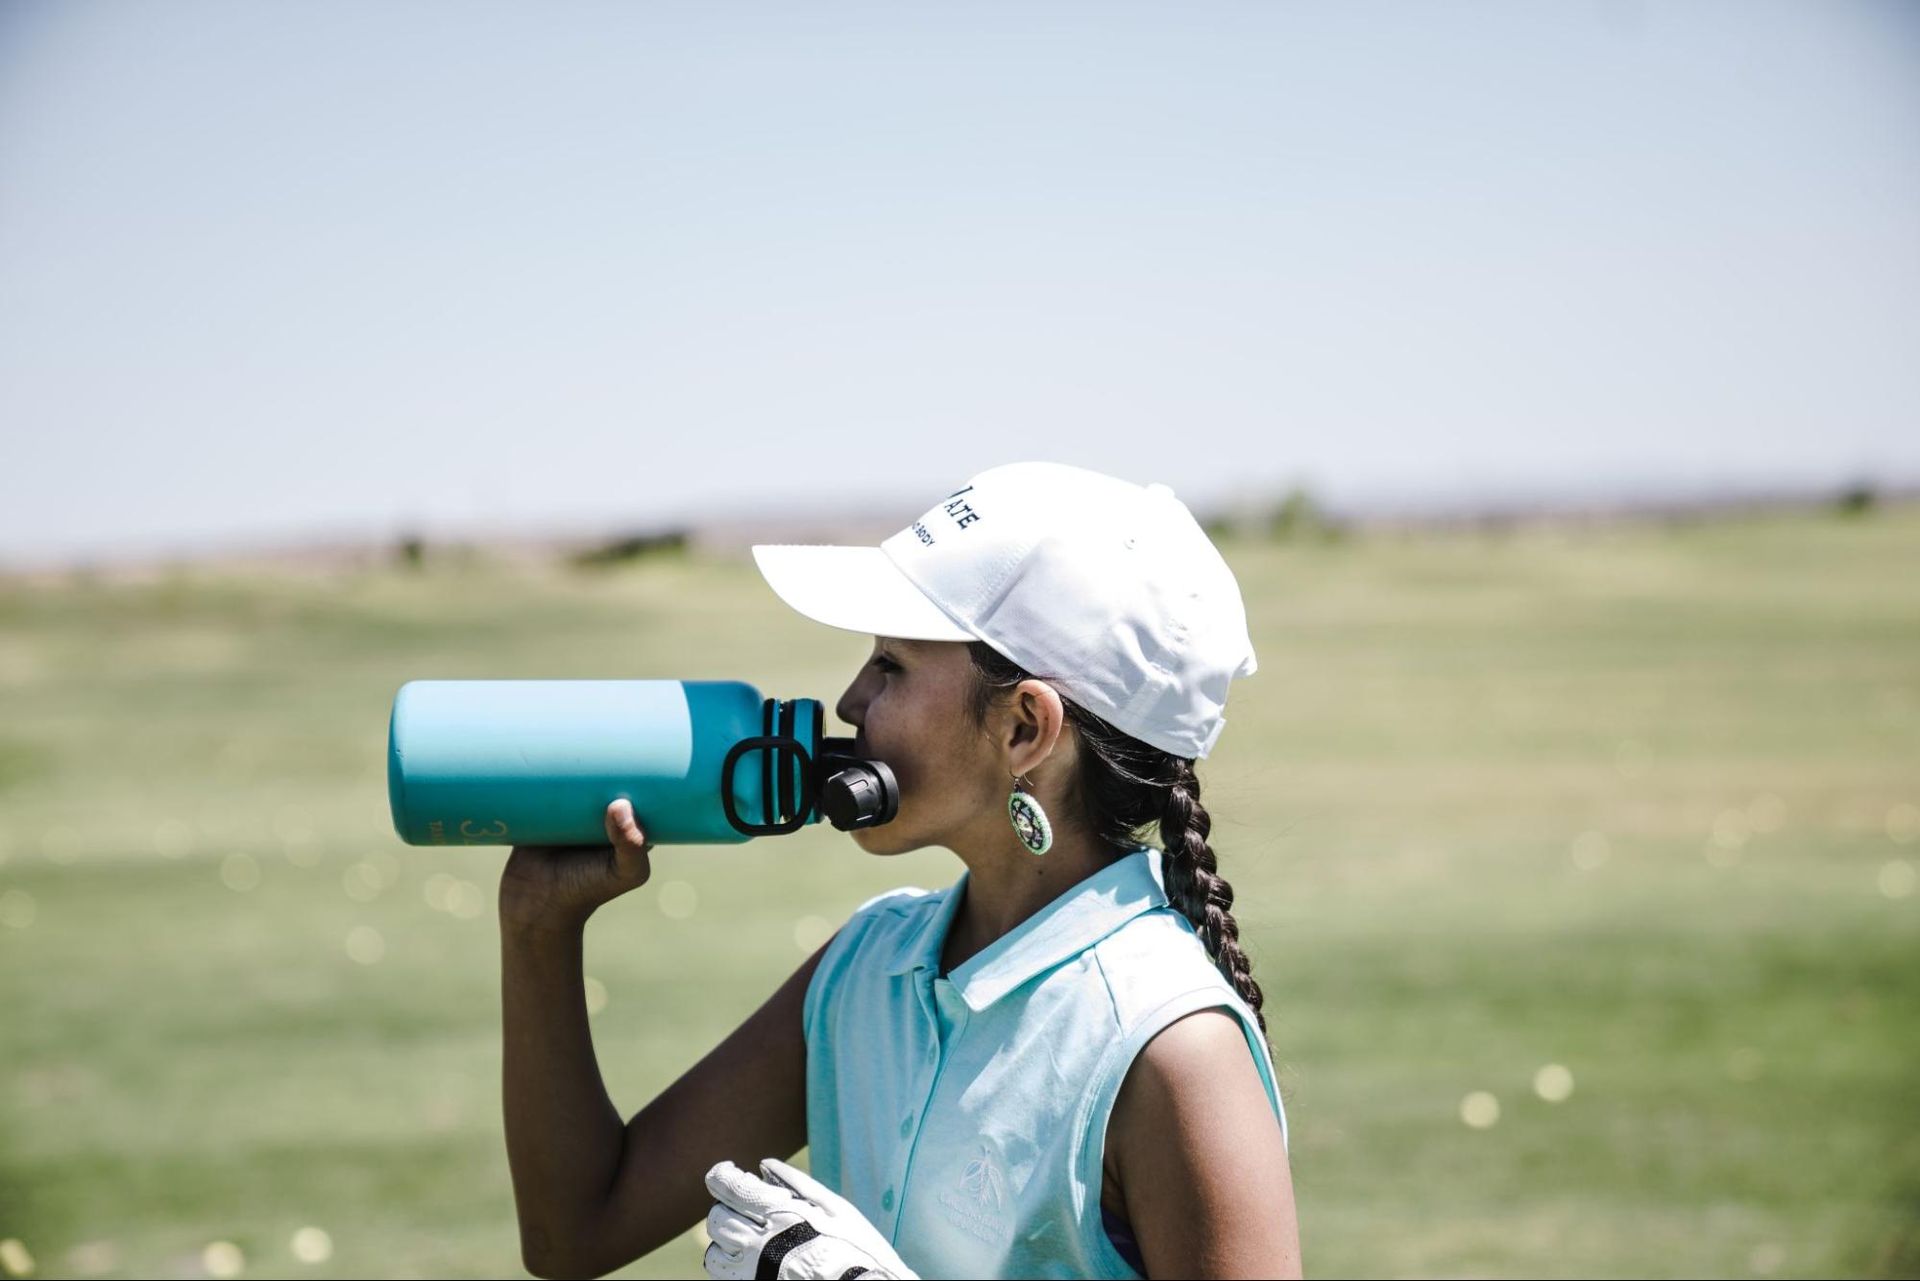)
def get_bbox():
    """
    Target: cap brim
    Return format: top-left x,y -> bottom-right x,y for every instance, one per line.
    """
751,544 -> 975,642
